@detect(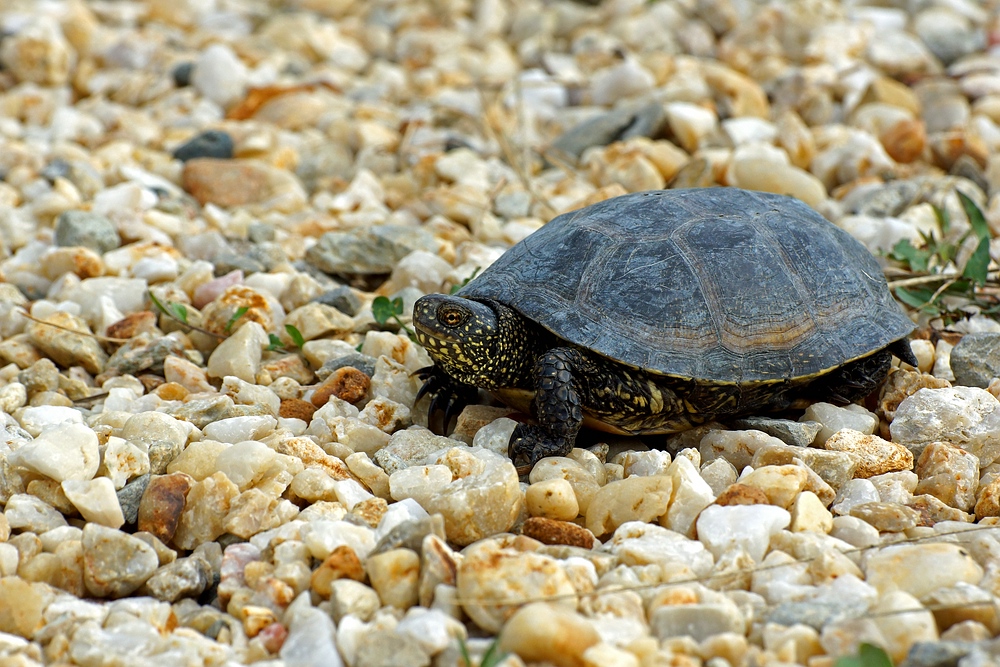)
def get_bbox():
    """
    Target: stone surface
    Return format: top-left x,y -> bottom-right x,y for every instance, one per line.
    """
172,130 -> 235,162
7,422 -> 100,483
696,504 -> 790,562
950,333 -> 1000,388
498,602 -> 600,667
731,417 -> 821,447
823,429 -> 914,478
81,523 -> 159,598
585,473 -> 672,538
27,312 -> 107,374
864,543 -> 984,599
890,387 -> 1000,466
914,442 -> 979,512
525,477 -> 580,521
521,517 -> 595,549
55,210 -> 121,253
456,539 -> 577,634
